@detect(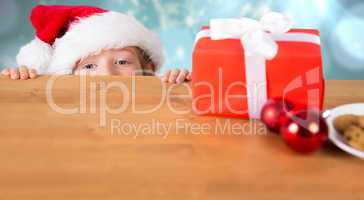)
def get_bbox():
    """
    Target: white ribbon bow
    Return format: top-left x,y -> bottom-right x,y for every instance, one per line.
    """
210,12 -> 293,60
